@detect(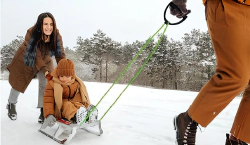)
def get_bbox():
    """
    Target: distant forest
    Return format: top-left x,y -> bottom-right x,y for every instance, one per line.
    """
1,29 -> 216,92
